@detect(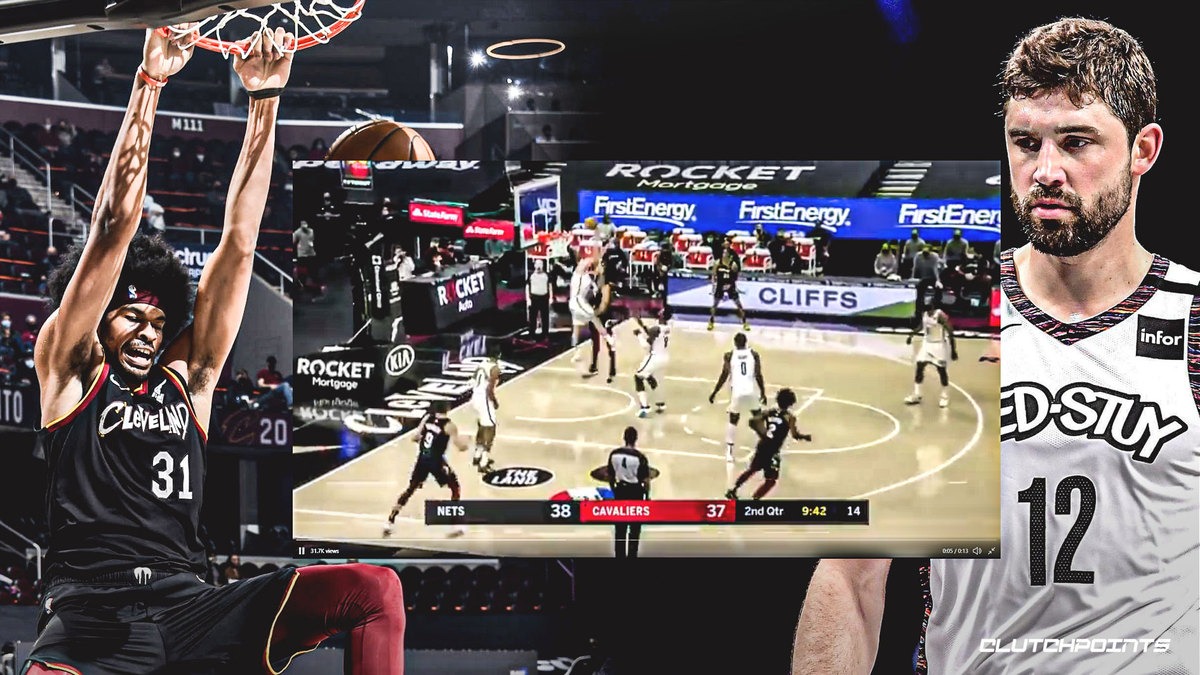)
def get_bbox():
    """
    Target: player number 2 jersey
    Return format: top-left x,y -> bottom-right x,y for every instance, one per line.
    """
38,362 -> 208,580
928,251 -> 1200,674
